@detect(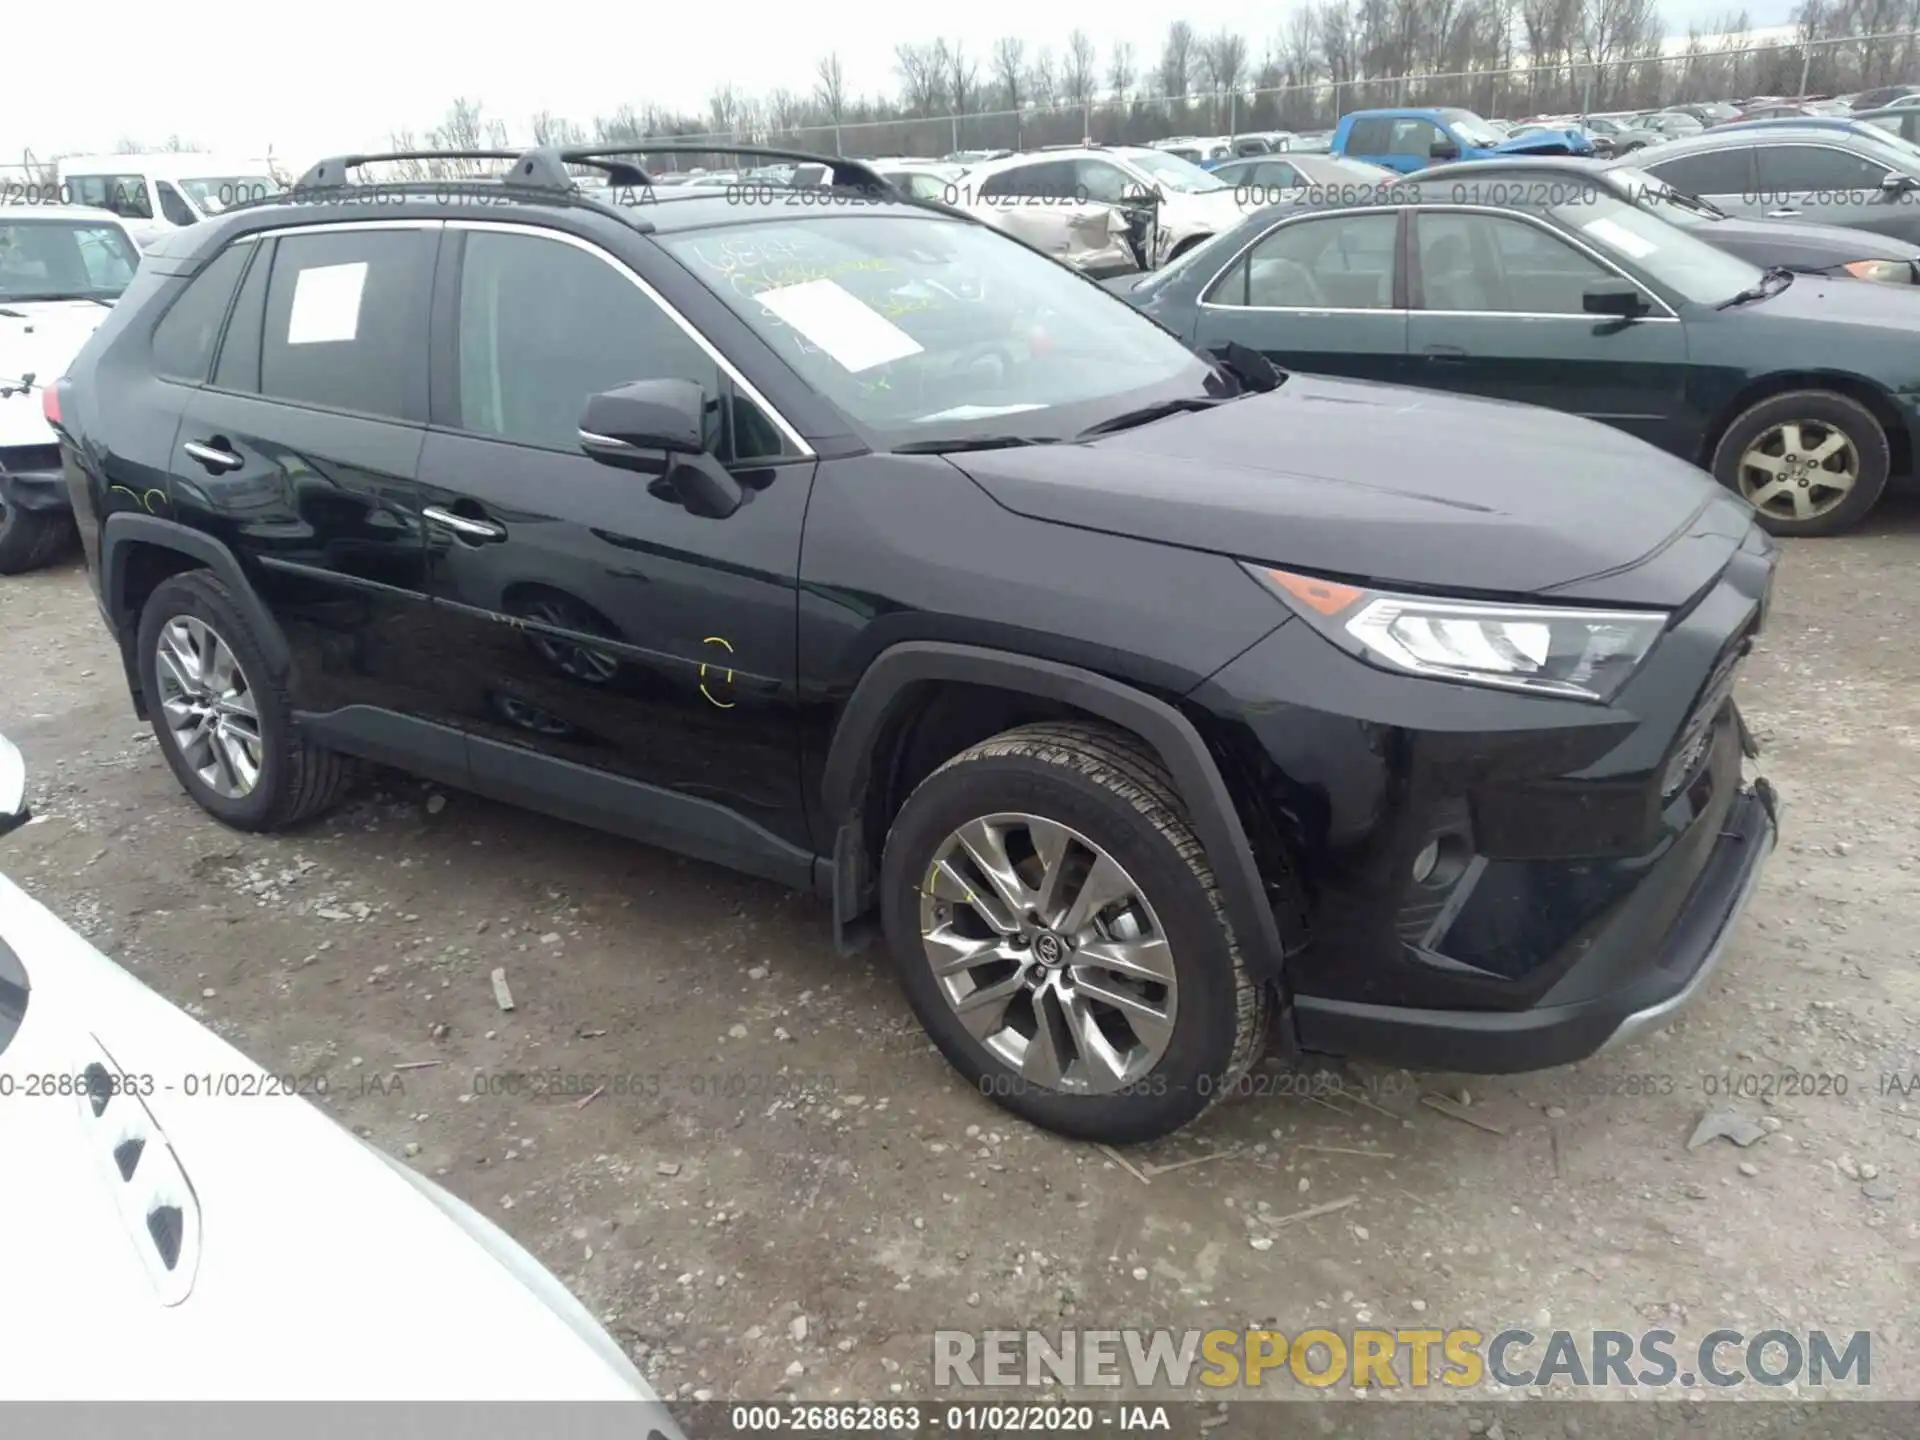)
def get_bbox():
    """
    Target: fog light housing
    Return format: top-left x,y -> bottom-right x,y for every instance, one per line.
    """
1411,839 -> 1441,884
